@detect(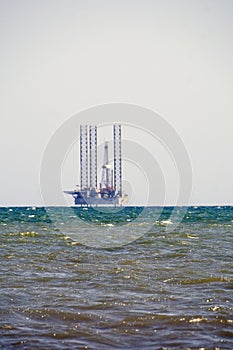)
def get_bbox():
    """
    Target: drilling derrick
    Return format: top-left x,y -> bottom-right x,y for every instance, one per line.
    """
101,142 -> 111,188
100,142 -> 115,199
